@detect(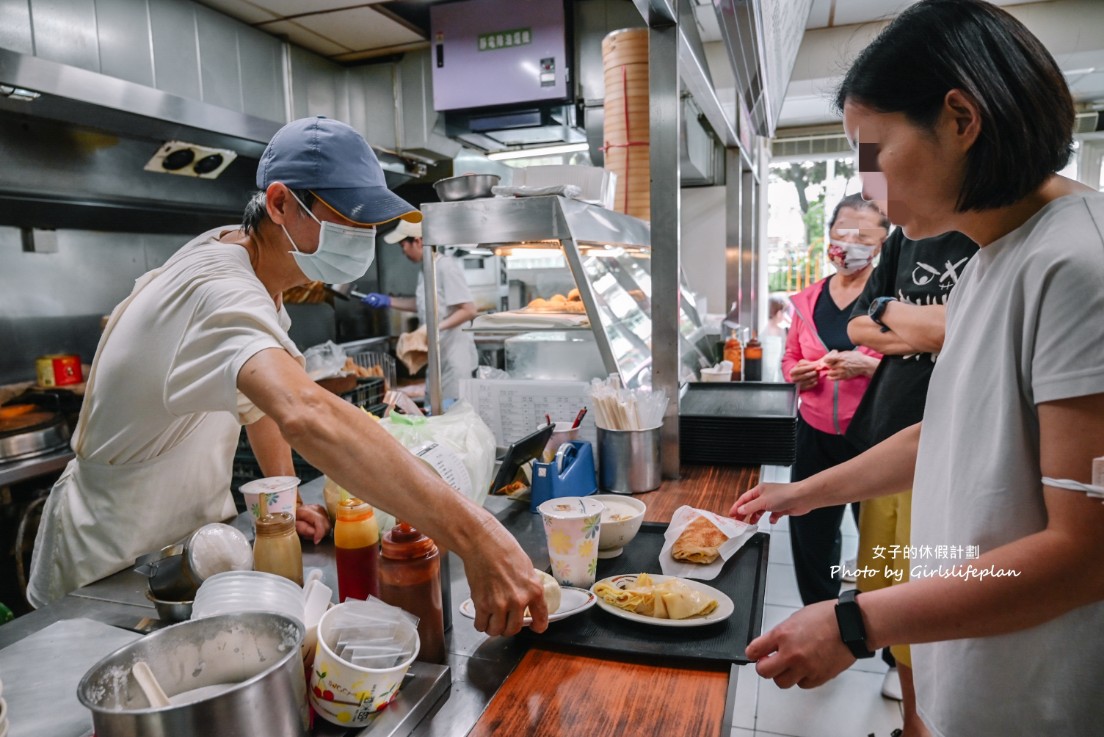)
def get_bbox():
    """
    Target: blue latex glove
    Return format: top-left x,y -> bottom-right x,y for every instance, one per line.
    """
361,292 -> 391,308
